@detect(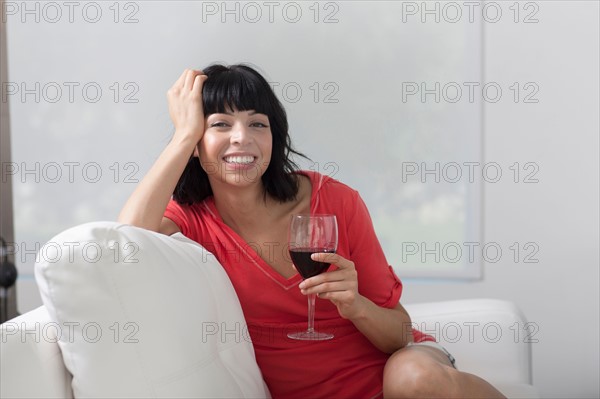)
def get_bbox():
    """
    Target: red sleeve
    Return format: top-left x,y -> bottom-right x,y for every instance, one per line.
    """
344,189 -> 403,309
343,189 -> 435,343
164,198 -> 192,237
